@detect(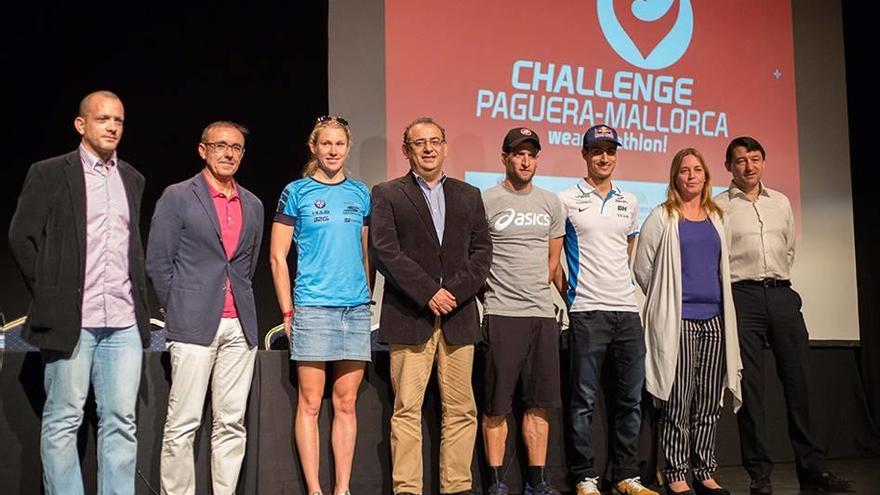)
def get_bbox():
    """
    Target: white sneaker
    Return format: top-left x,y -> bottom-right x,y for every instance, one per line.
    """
576,477 -> 600,495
